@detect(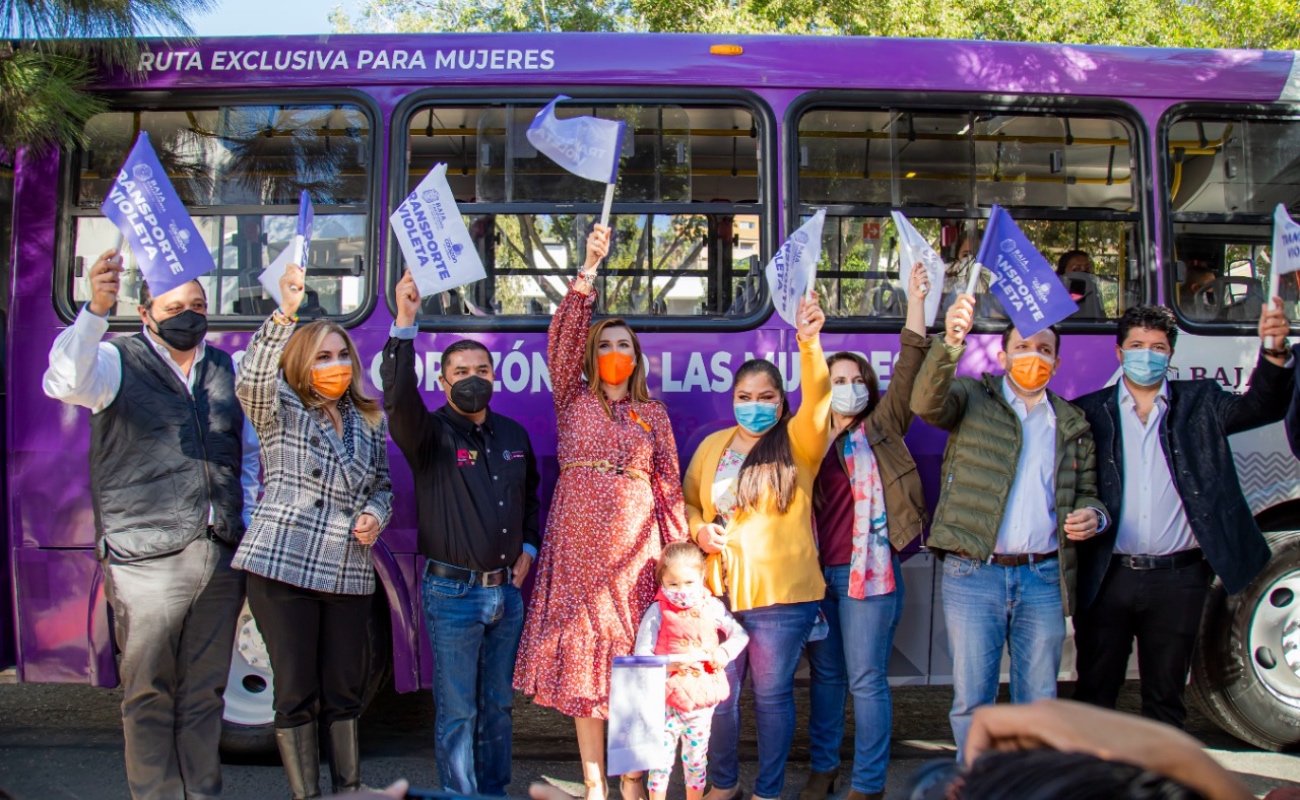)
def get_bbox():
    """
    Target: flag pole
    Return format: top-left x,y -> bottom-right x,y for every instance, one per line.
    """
1267,266 -> 1281,350
954,263 -> 982,336
600,182 -> 615,230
